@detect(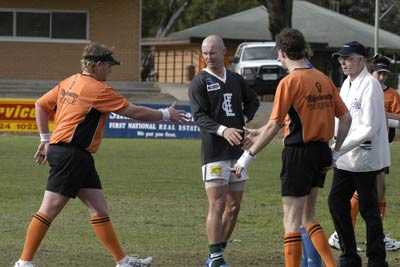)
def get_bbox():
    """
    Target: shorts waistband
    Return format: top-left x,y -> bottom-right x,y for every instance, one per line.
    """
284,141 -> 328,147
51,142 -> 88,152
